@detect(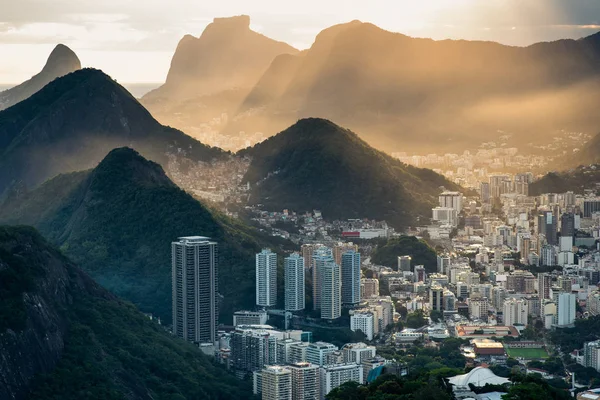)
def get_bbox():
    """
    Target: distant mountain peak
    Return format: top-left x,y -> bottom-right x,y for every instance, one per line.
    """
42,44 -> 81,74
0,43 -> 81,111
